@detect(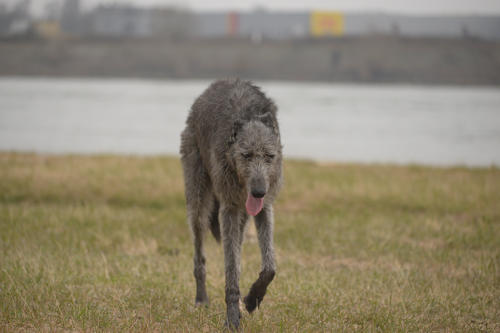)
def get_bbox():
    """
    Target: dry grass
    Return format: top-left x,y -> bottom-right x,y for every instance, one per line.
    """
1,153 -> 499,331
